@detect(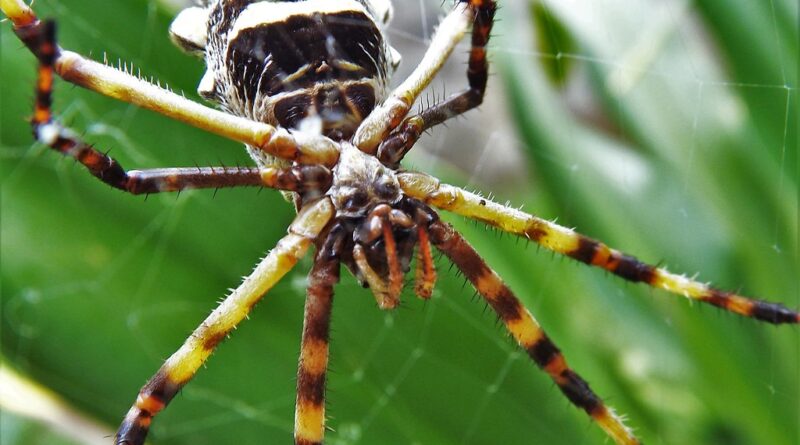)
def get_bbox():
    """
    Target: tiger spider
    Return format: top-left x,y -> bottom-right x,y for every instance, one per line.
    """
1,0 -> 798,444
